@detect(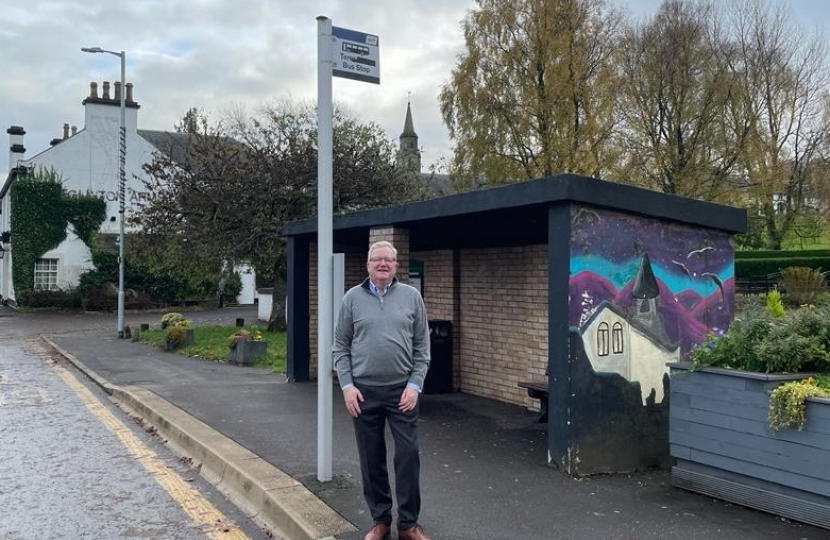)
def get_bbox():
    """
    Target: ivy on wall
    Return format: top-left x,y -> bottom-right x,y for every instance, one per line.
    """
9,168 -> 106,293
